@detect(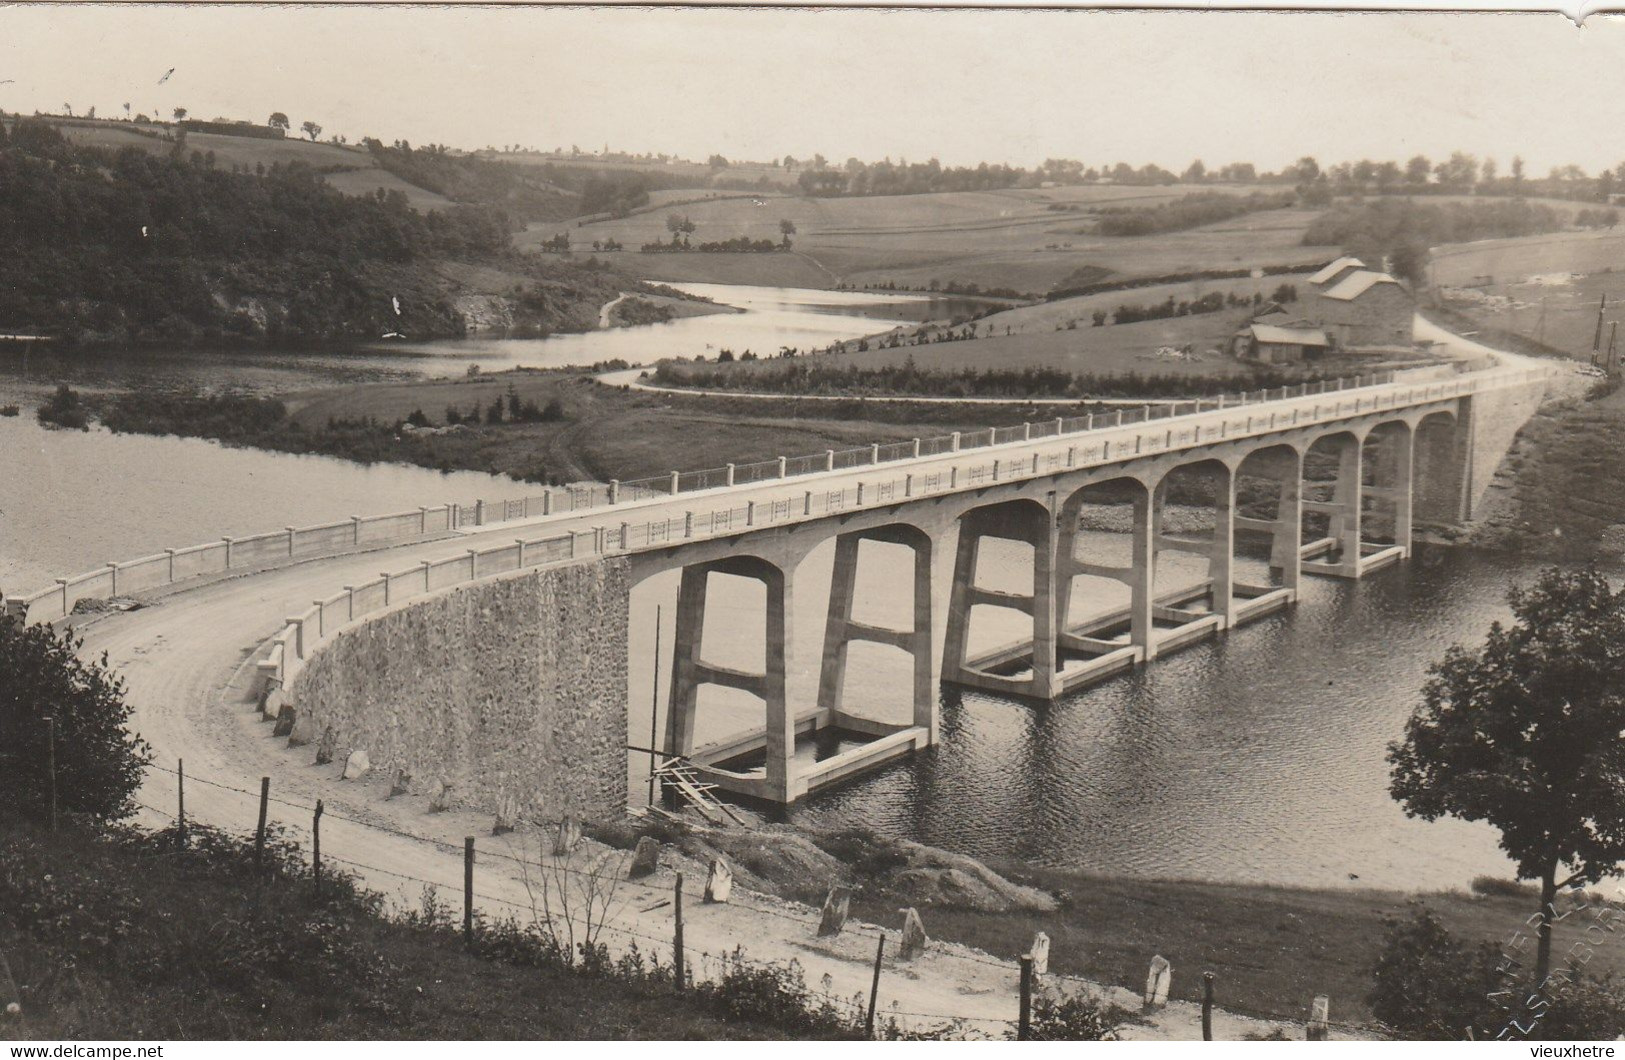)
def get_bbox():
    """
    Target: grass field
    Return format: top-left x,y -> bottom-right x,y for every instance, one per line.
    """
524,184 -> 1332,295
848,859 -> 1625,1028
41,118 -> 454,211
1431,230 -> 1625,362
489,152 -> 805,189
274,373 -> 1041,483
